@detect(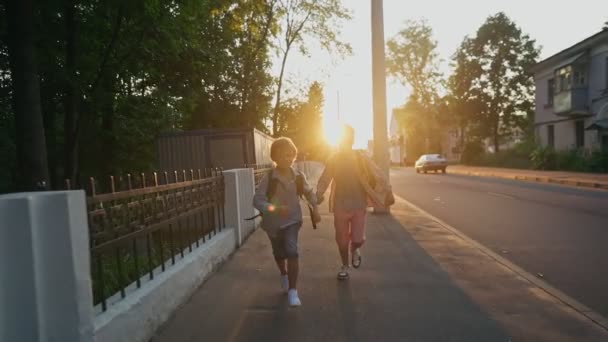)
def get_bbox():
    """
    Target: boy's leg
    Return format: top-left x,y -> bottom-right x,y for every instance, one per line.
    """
283,224 -> 301,289
350,208 -> 367,250
276,259 -> 287,275
268,232 -> 287,274
333,209 -> 352,267
350,208 -> 367,268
